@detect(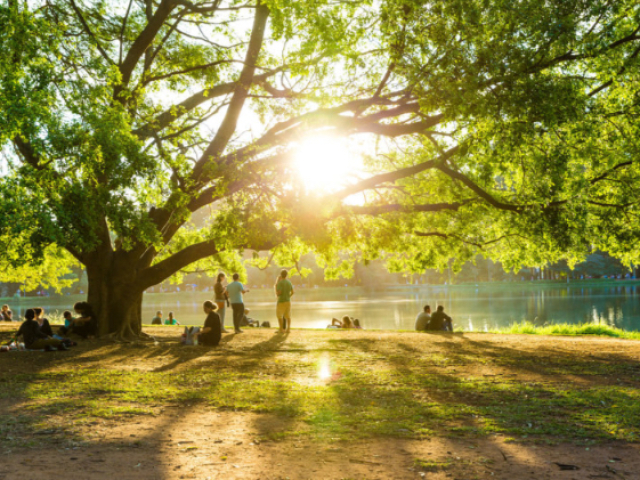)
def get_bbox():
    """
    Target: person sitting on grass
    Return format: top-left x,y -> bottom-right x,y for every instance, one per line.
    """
426,305 -> 453,332
62,310 -> 75,330
15,309 -> 67,351
194,301 -> 221,347
329,316 -> 354,329
415,305 -> 432,331
164,311 -> 180,326
66,302 -> 97,339
1,305 -> 13,322
353,319 -> 362,329
33,307 -> 54,337
151,311 -> 163,325
58,310 -> 76,335
239,308 -> 260,328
